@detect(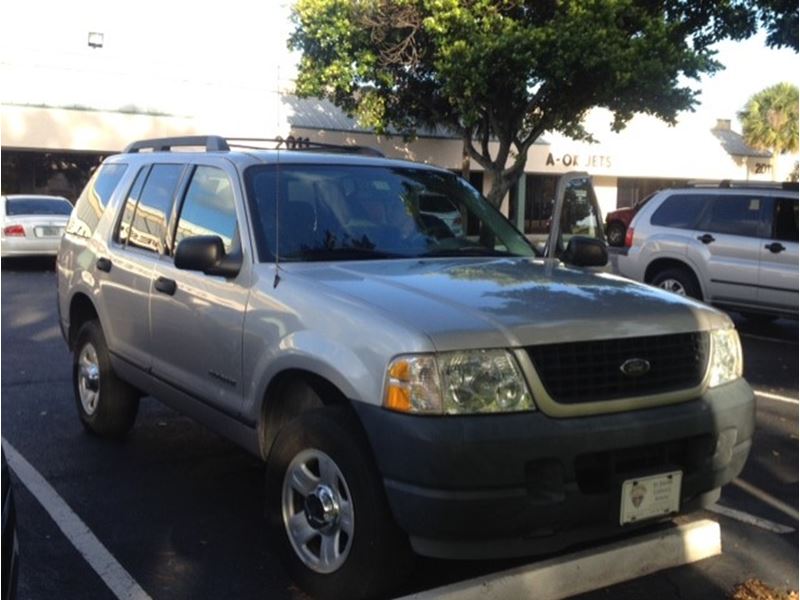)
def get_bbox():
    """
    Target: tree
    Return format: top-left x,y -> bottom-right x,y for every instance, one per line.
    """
752,0 -> 799,50
738,82 -> 799,180
289,0 -> 777,207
